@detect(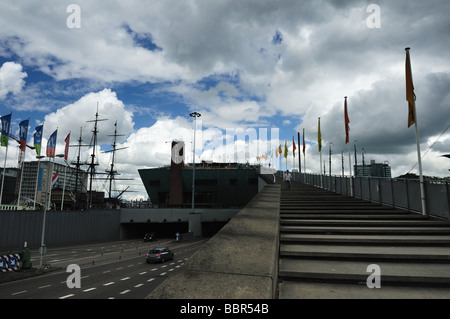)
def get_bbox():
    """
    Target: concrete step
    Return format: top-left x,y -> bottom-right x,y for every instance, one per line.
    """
281,201 -> 378,206
279,258 -> 450,286
280,210 -> 412,215
280,213 -> 427,220
280,233 -> 450,245
280,244 -> 450,261
280,219 -> 450,227
280,205 -> 398,211
280,225 -> 450,235
278,281 -> 450,299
